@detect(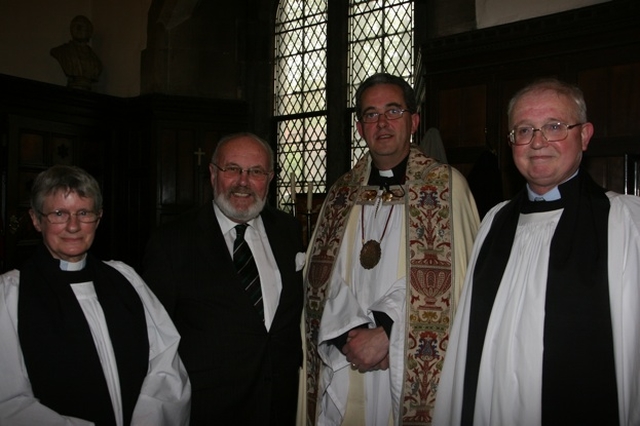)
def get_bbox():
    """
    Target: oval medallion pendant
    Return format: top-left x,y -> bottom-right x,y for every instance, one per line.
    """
359,239 -> 381,269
